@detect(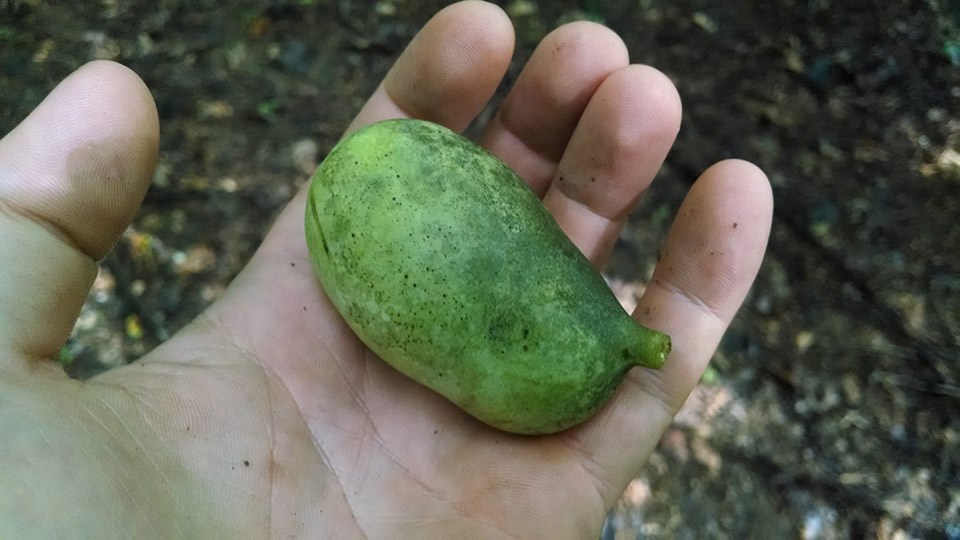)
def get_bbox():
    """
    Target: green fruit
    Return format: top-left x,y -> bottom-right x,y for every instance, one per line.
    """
305,119 -> 670,435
